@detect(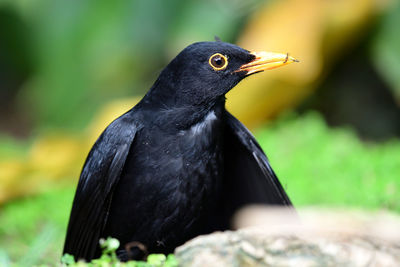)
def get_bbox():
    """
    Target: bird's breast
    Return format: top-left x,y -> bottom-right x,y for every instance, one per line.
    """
106,109 -> 225,246
114,109 -> 224,203
179,110 -> 217,136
